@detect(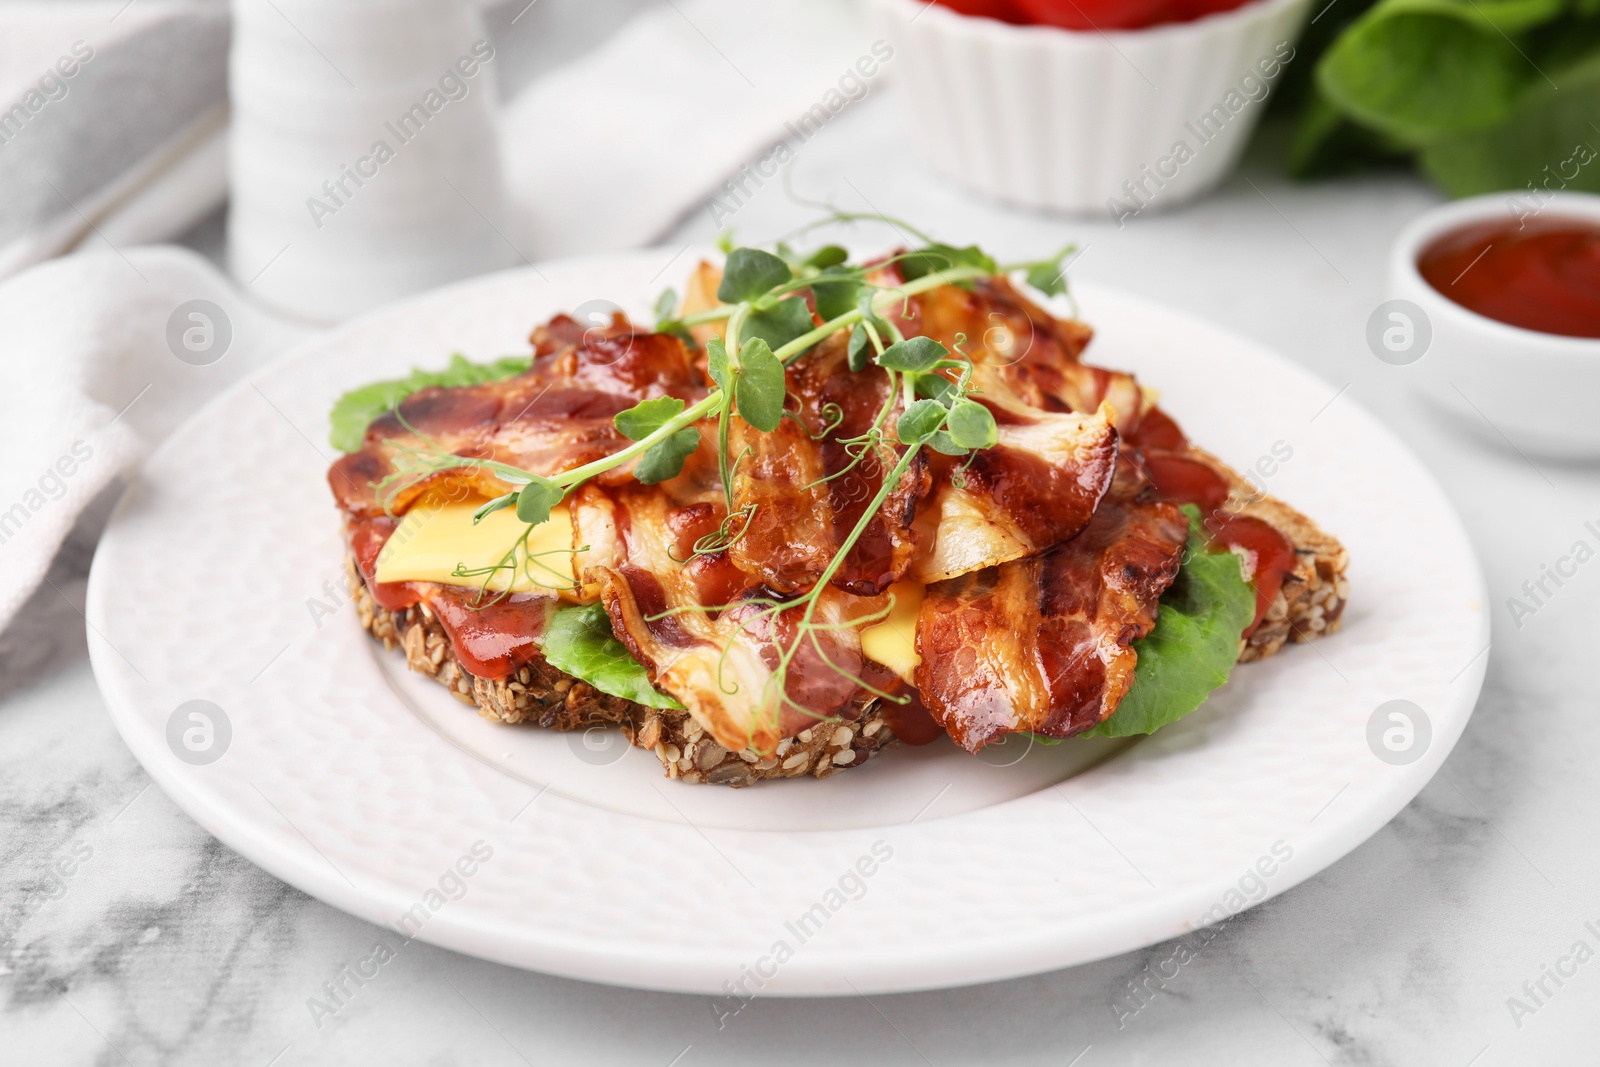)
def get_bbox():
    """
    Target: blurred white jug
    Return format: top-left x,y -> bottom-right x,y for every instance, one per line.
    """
228,0 -> 515,322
